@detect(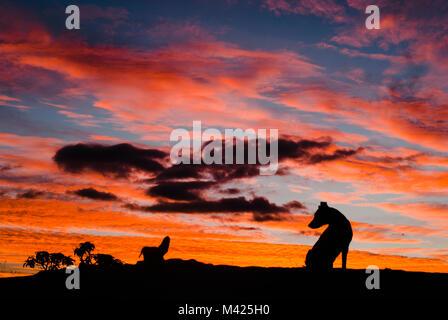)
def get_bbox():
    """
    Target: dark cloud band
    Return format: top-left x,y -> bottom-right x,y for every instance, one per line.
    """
70,187 -> 118,201
54,143 -> 167,177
